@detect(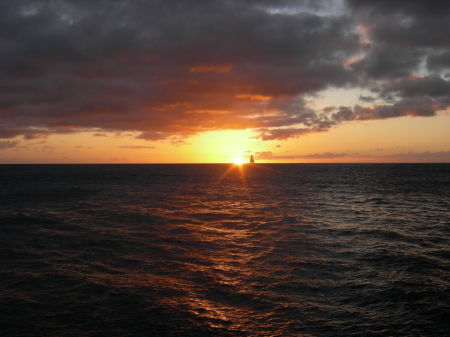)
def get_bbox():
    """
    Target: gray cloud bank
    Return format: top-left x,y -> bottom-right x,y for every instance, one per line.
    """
0,0 -> 449,141
256,151 -> 349,159
256,150 -> 450,162
0,140 -> 19,149
117,145 -> 155,150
